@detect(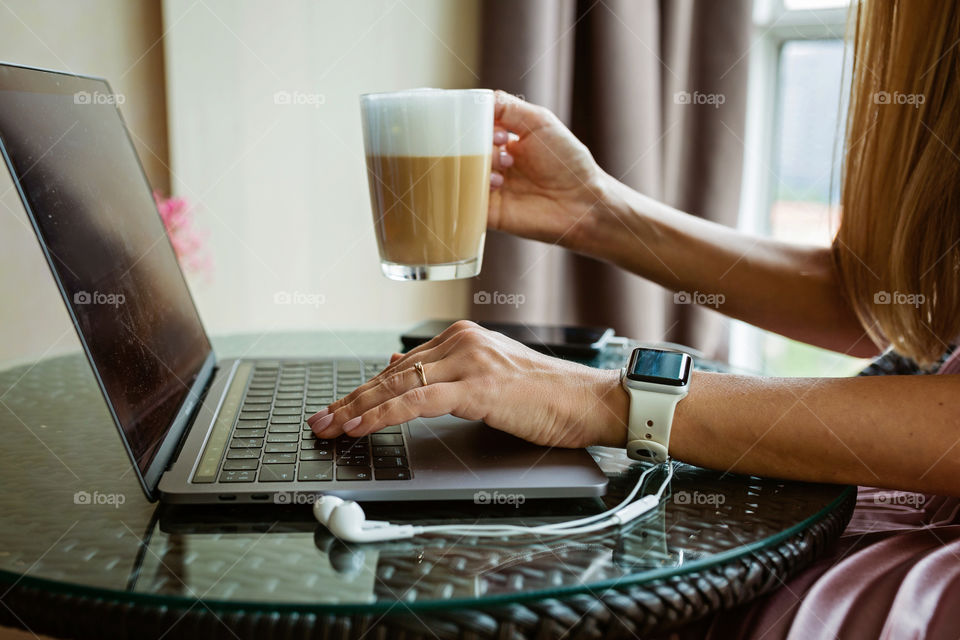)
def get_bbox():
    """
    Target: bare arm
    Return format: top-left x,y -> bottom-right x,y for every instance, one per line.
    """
487,91 -> 878,357
581,177 -> 877,356
667,370 -> 960,495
